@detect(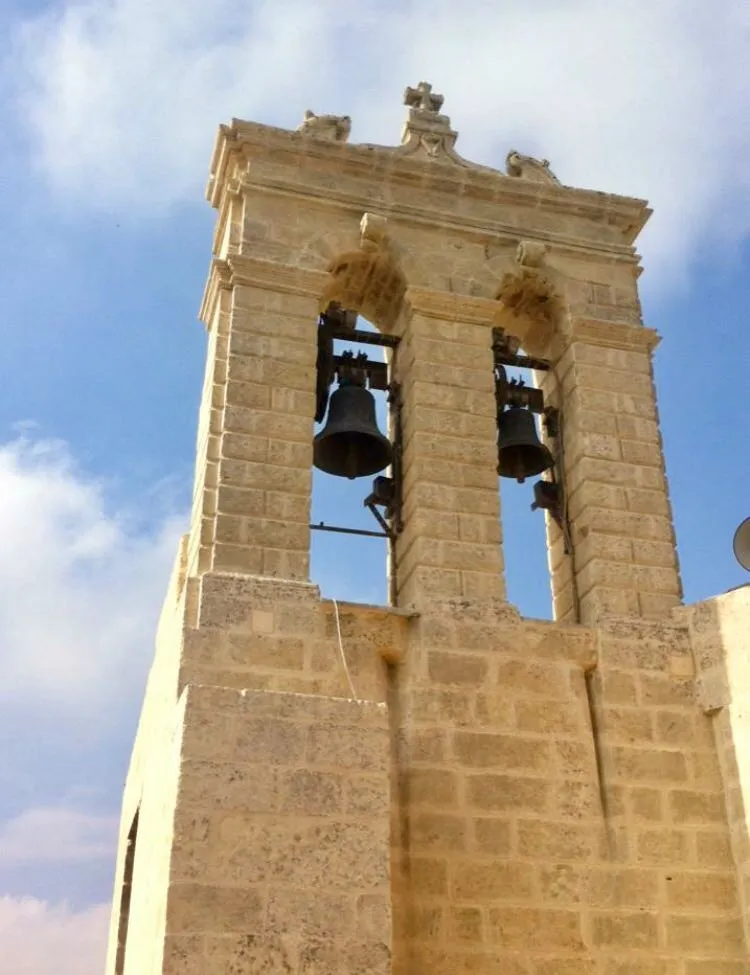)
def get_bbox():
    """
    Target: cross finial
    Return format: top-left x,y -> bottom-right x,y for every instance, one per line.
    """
404,81 -> 444,114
